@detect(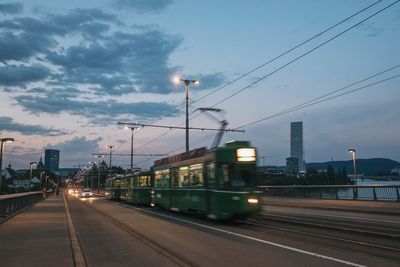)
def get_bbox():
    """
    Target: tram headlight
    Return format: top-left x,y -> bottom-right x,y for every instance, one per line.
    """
248,198 -> 258,204
237,148 -> 256,162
